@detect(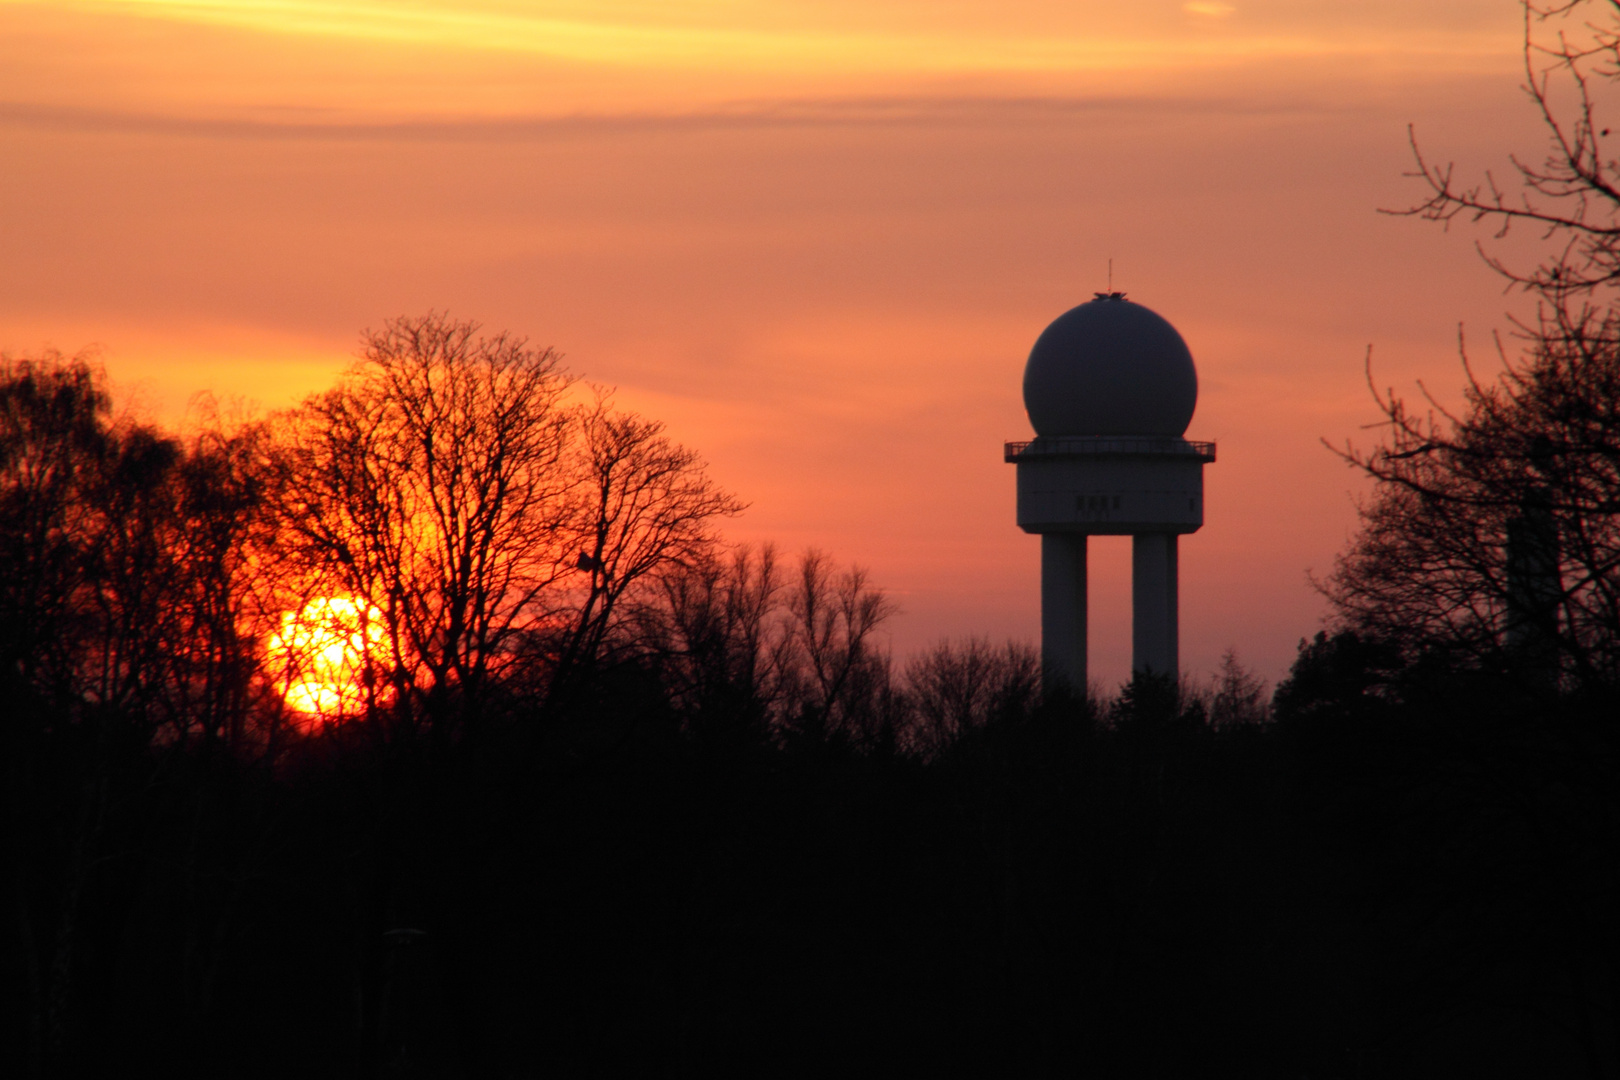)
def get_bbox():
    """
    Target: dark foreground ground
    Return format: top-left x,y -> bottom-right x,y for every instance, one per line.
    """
7,644 -> 1619,1079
